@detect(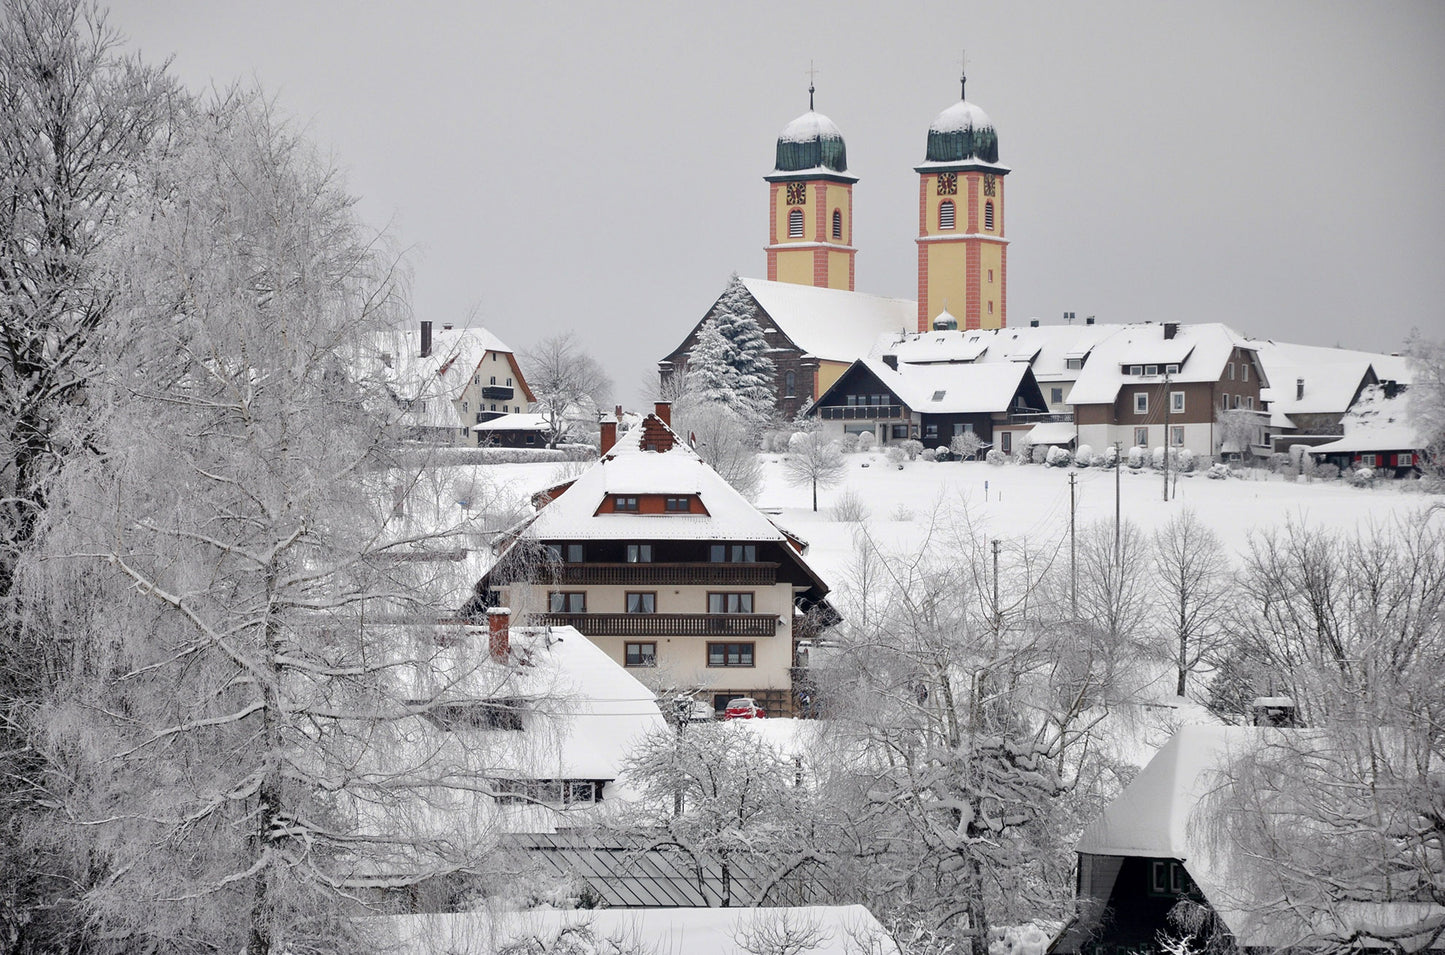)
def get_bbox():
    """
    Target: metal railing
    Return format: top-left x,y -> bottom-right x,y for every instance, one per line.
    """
817,405 -> 905,420
544,562 -> 778,587
533,613 -> 781,637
